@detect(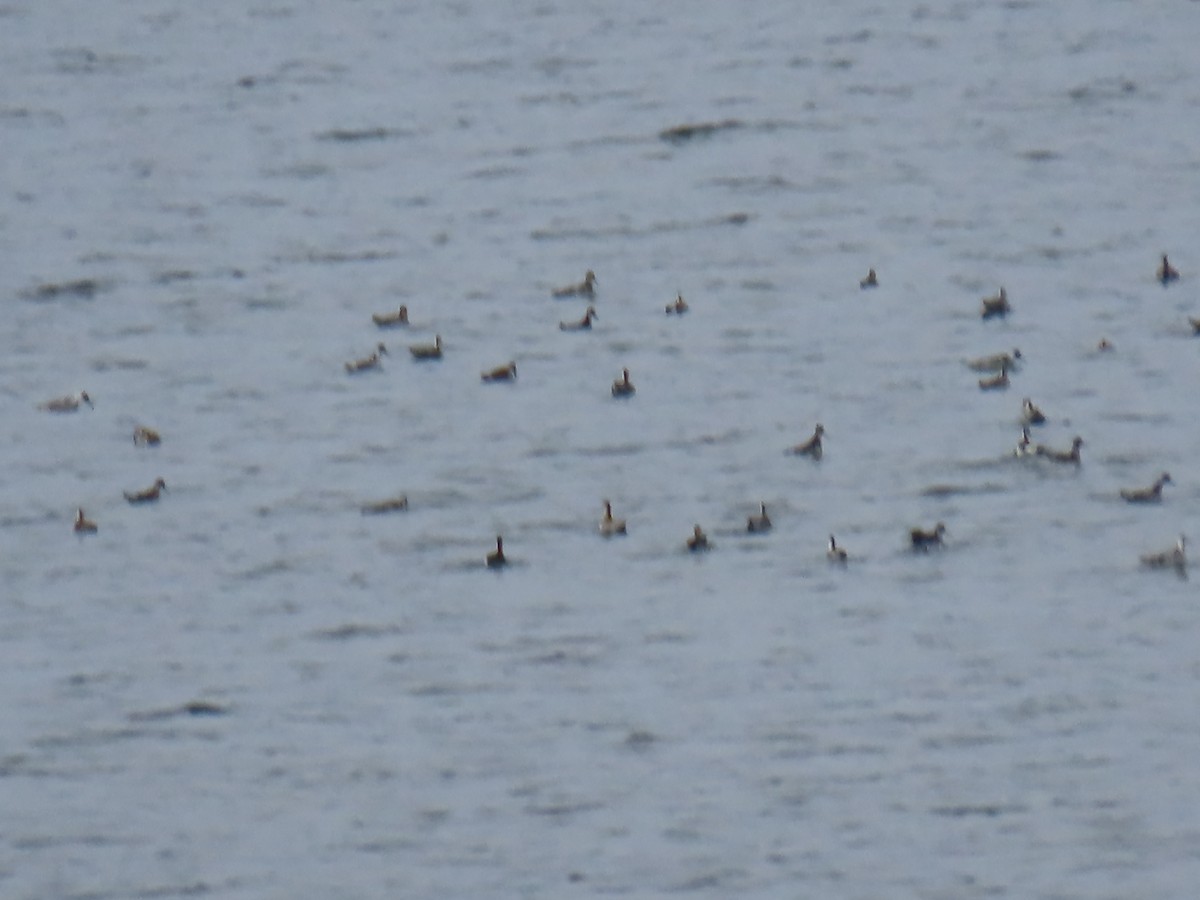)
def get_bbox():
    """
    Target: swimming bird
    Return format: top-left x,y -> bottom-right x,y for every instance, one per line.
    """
1097,338 -> 1115,352
686,524 -> 711,552
371,305 -> 409,327
599,500 -> 627,536
1140,534 -> 1185,570
1120,473 -> 1172,504
978,362 -> 1010,391
611,367 -> 635,397
981,287 -> 1010,319
133,425 -> 161,446
827,534 -> 848,562
345,343 -> 387,372
481,361 -> 517,382
486,535 -> 507,568
665,294 -> 689,314
410,335 -> 442,359
39,391 -> 93,412
1013,426 -> 1034,458
361,495 -> 408,514
746,502 -> 771,533
560,306 -> 597,330
552,269 -> 597,298
910,522 -> 947,550
860,268 -> 878,289
966,348 -> 1021,372
124,477 -> 166,504
1157,254 -> 1180,285
1188,317 -> 1200,335
788,423 -> 824,460
1035,435 -> 1084,464
74,508 -> 98,534
1021,397 -> 1046,425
